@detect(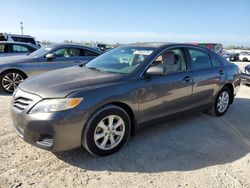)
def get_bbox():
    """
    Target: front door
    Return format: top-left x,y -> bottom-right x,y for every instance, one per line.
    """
138,48 -> 193,123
